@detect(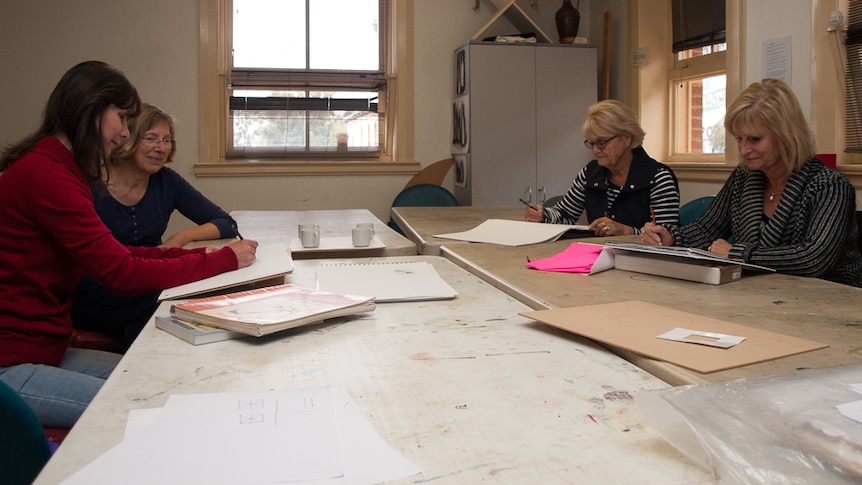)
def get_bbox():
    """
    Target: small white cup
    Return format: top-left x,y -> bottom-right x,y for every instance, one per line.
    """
355,222 -> 375,236
300,227 -> 320,248
298,223 -> 319,238
351,226 -> 373,247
